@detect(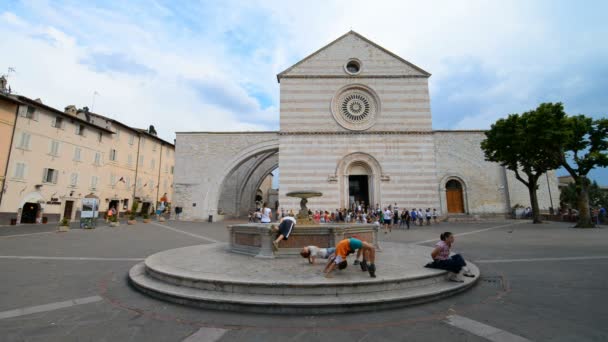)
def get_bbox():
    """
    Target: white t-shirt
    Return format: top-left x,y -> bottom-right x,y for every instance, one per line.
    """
261,207 -> 271,223
307,246 -> 330,259
383,210 -> 392,220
